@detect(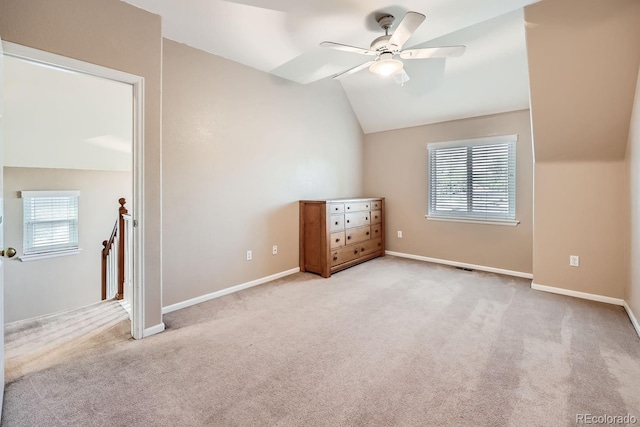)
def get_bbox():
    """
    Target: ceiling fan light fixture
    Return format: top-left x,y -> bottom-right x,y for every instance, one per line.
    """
369,53 -> 403,77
